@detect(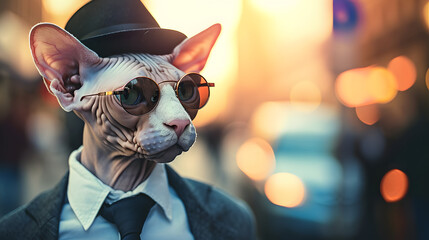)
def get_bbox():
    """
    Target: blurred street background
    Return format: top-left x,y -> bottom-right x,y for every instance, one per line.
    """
1,0 -> 429,239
